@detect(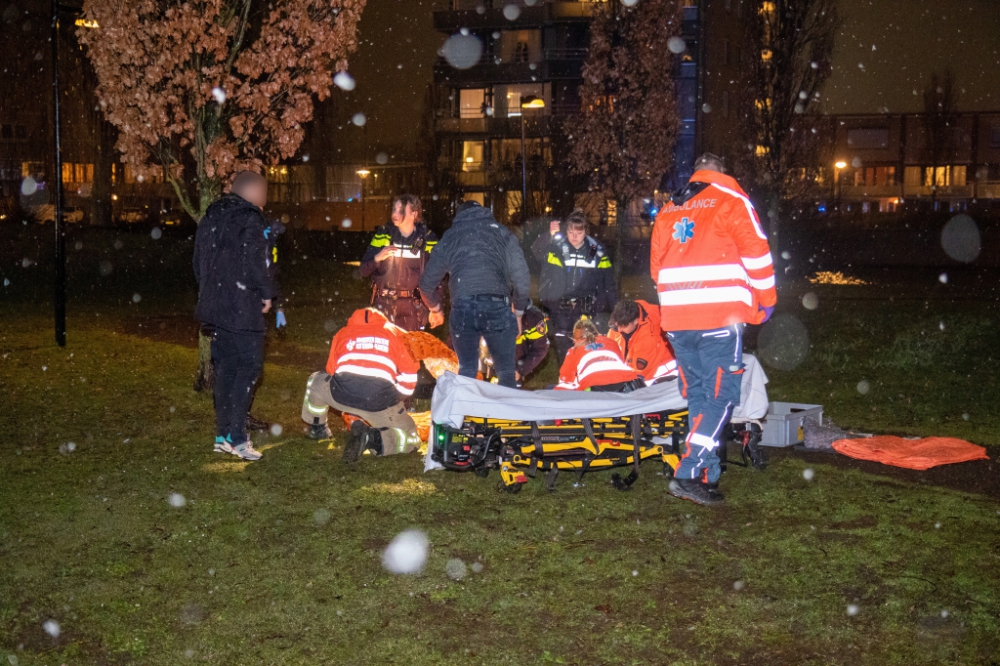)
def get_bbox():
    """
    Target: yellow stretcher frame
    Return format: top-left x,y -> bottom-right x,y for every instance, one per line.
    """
432,410 -> 689,493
